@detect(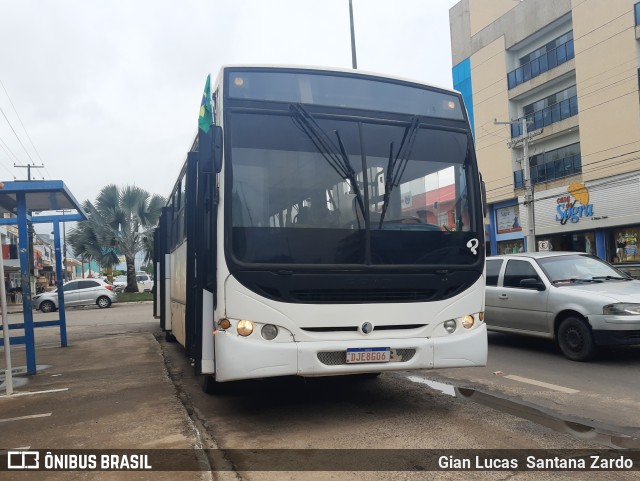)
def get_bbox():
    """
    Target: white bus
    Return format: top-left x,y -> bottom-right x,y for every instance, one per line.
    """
154,66 -> 487,393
